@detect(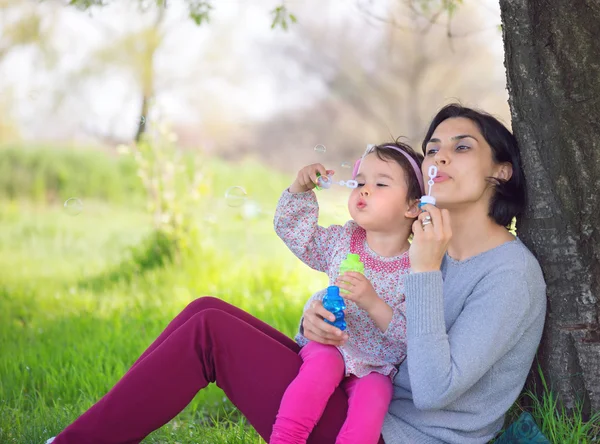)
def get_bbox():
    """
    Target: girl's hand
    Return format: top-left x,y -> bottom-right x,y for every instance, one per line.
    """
302,300 -> 348,346
289,163 -> 334,194
410,204 -> 452,273
335,272 -> 379,313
